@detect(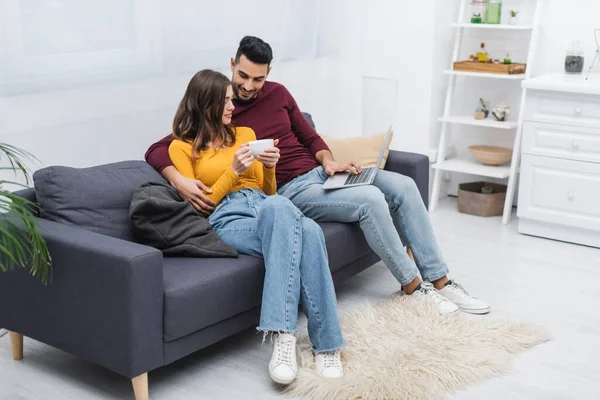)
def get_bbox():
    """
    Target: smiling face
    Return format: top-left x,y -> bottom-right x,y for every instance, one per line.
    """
222,85 -> 235,125
230,54 -> 271,103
